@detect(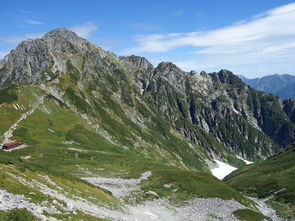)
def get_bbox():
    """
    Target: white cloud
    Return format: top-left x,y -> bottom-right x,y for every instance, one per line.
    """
25,19 -> 44,25
122,3 -> 295,77
70,22 -> 97,39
